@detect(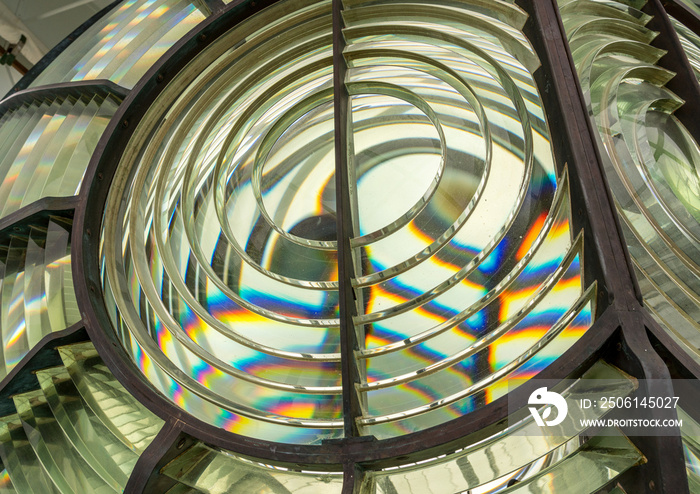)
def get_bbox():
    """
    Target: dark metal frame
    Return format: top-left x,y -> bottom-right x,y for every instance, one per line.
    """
0,0 -> 697,492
